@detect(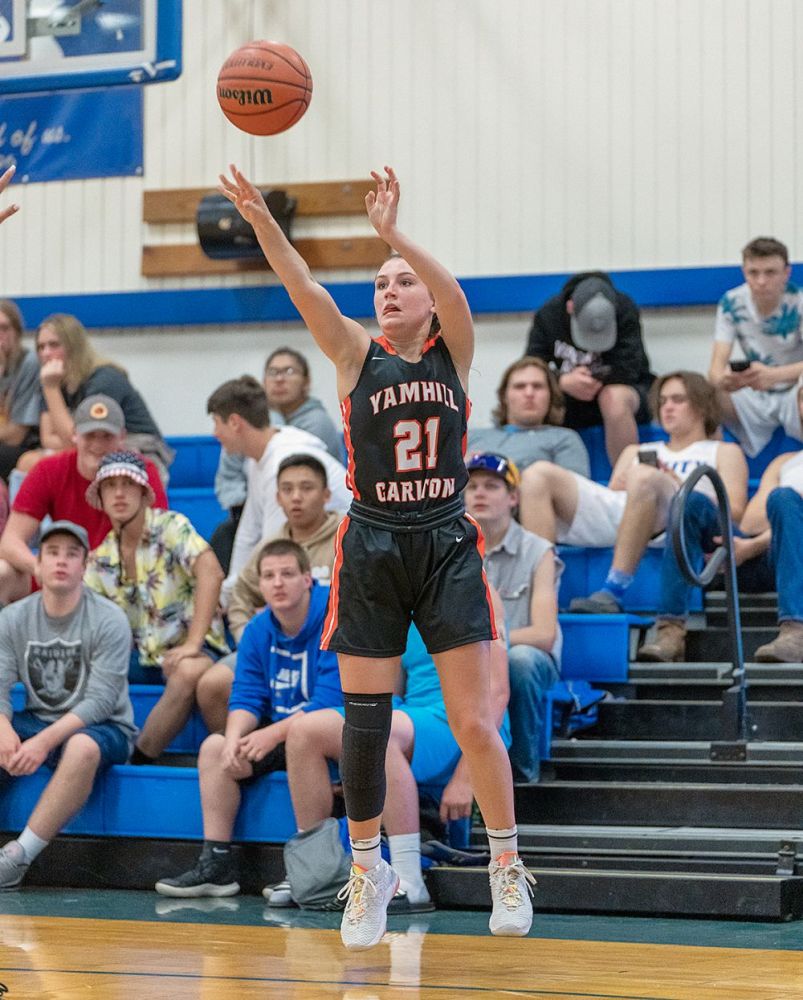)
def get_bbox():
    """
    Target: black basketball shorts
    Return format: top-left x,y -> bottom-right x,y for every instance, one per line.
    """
321,512 -> 497,658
